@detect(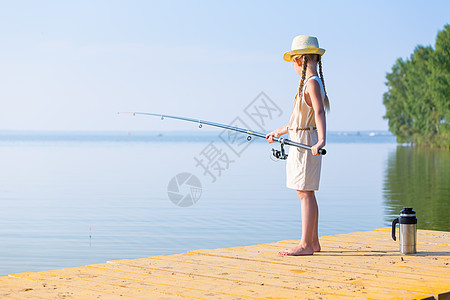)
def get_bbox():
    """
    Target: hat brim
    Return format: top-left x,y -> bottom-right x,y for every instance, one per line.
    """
283,48 -> 326,62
